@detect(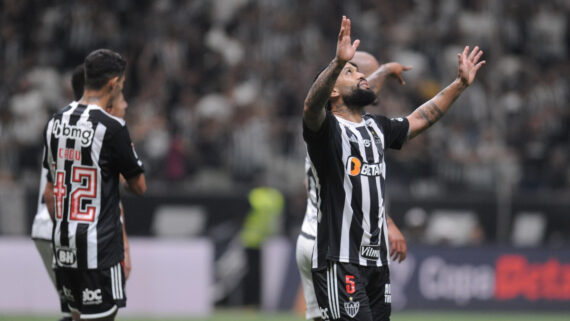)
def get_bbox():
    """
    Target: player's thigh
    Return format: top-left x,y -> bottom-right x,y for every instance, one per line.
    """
365,266 -> 391,321
296,235 -> 320,319
312,261 -> 372,321
56,263 -> 125,319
